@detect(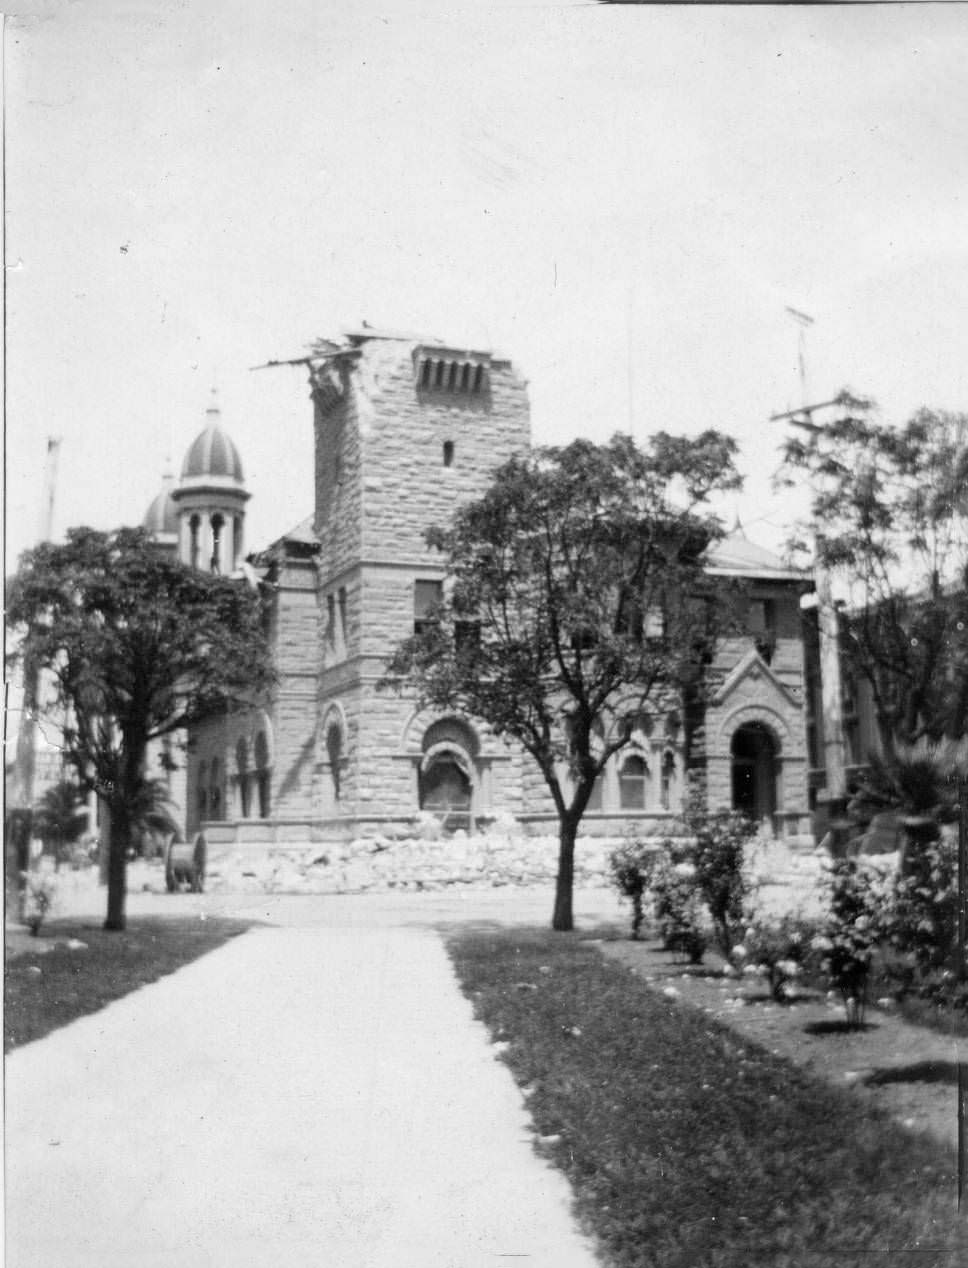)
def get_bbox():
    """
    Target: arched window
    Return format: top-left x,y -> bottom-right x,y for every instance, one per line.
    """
236,738 -> 250,818
254,731 -> 271,818
197,761 -> 208,821
189,514 -> 201,569
660,751 -> 676,811
210,513 -> 224,574
325,723 -> 343,804
209,758 -> 222,820
619,754 -> 648,810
